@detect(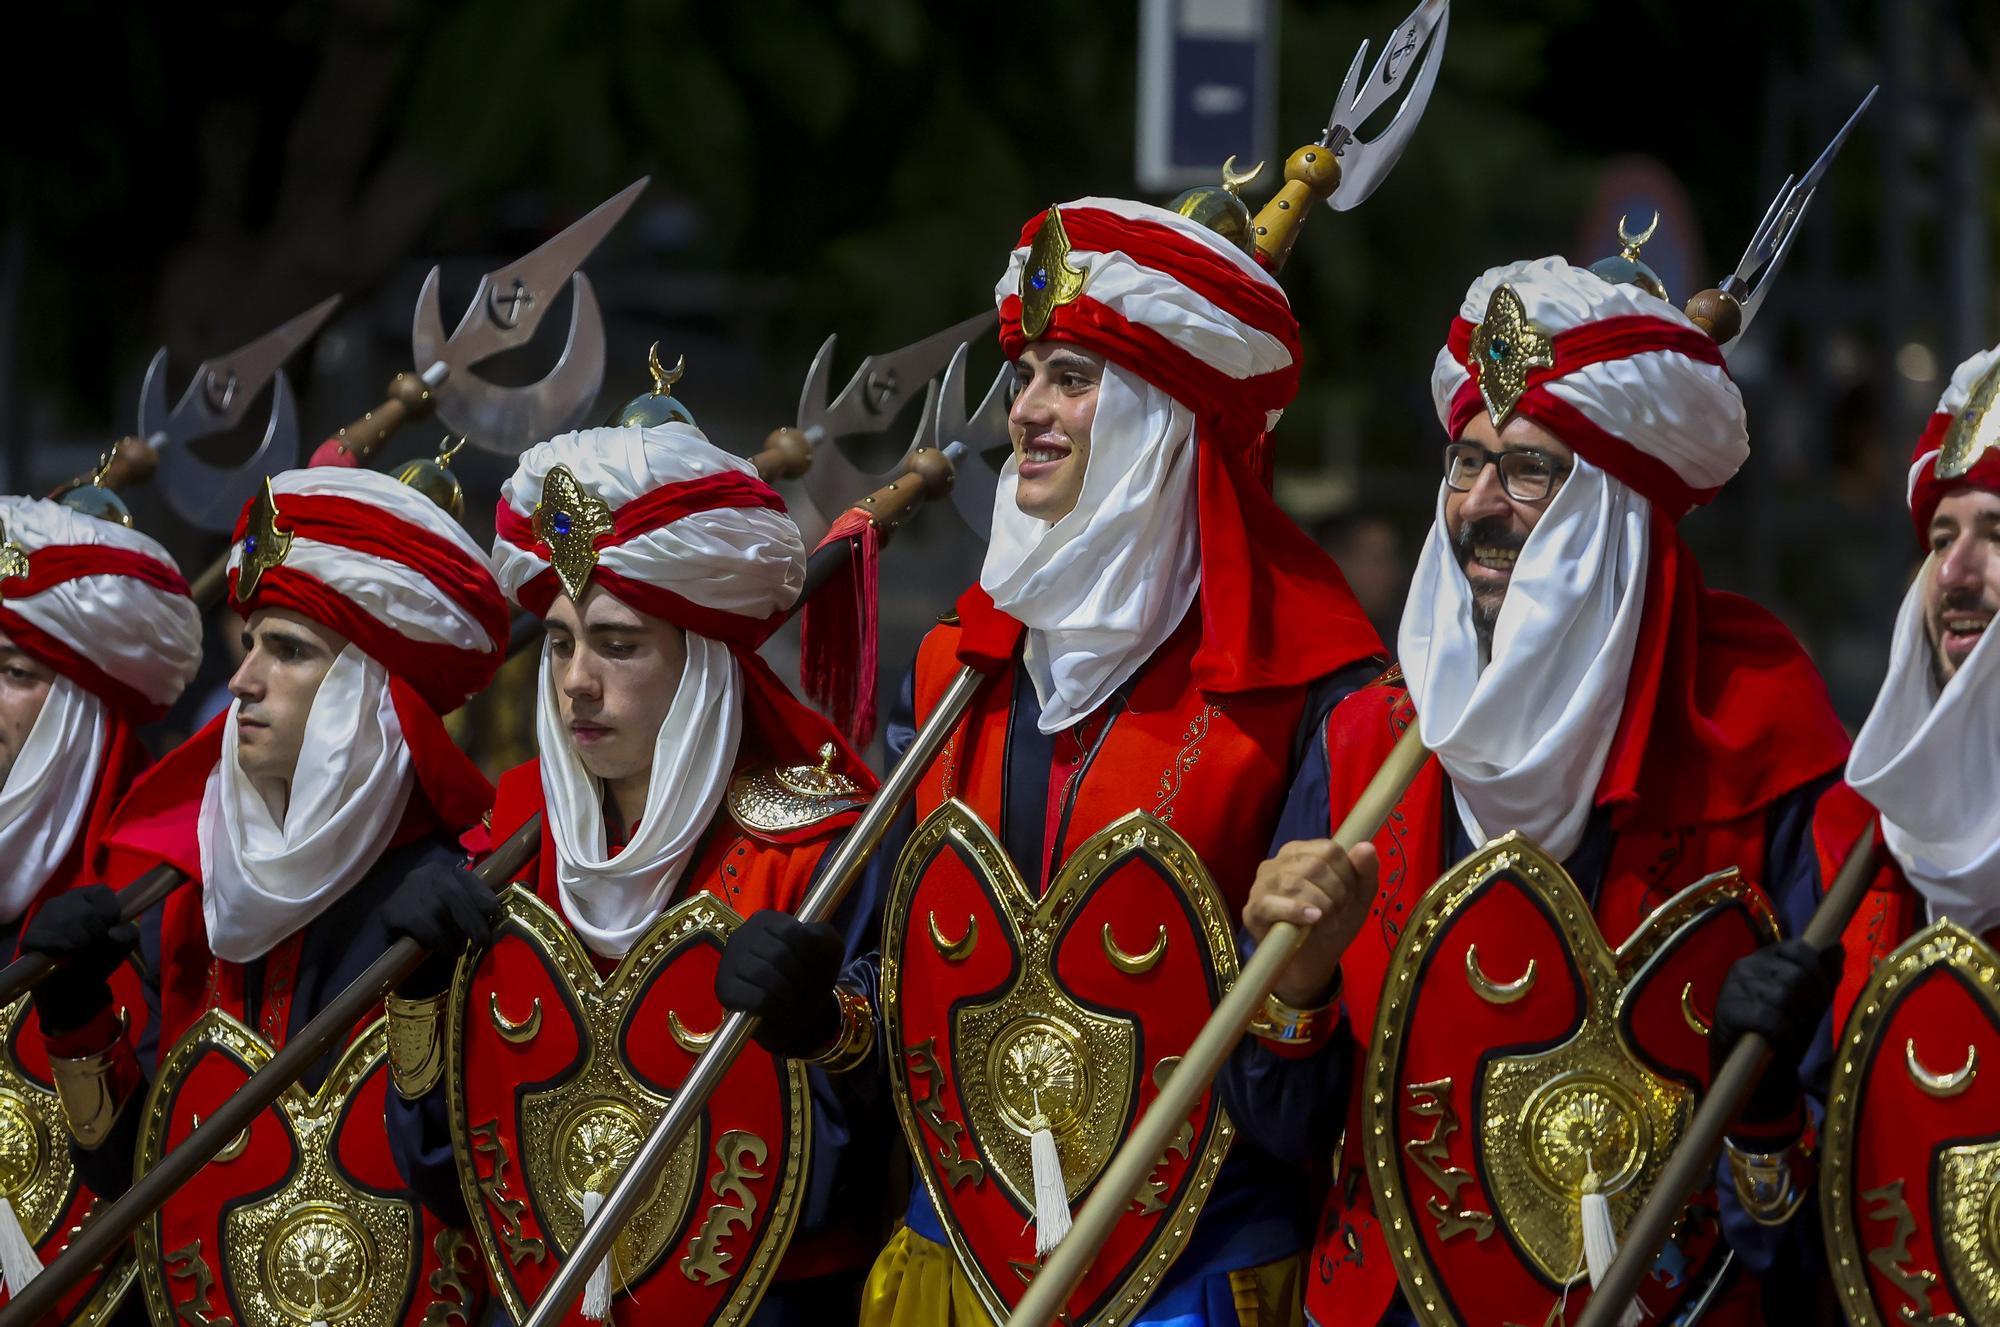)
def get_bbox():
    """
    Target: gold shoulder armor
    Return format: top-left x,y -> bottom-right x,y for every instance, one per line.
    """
727,743 -> 870,836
